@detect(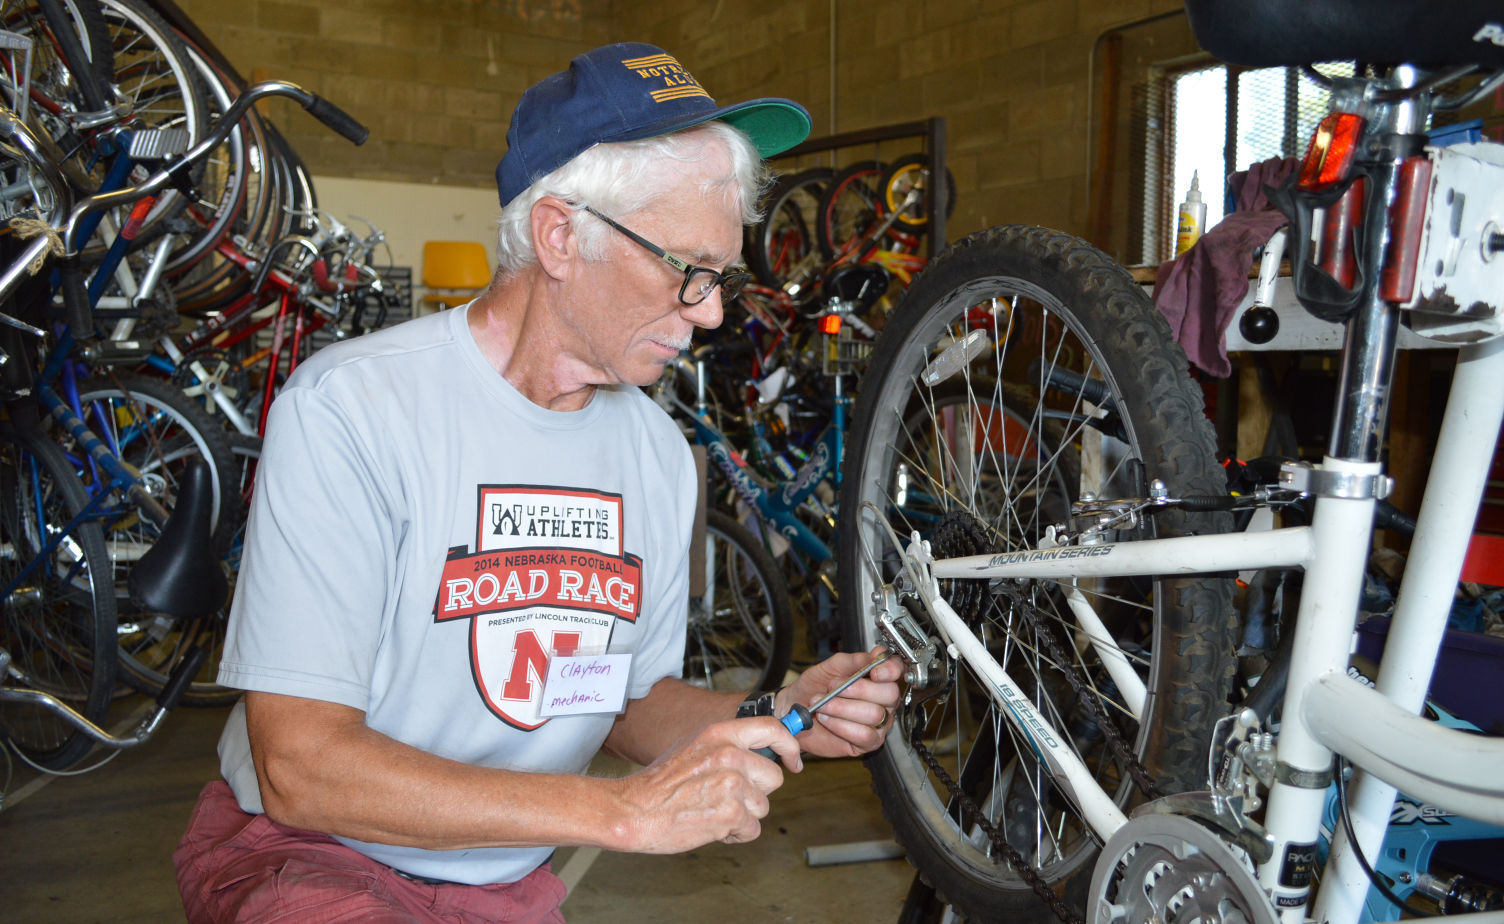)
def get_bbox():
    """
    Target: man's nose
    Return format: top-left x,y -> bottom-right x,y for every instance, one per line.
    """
683,288 -> 725,330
